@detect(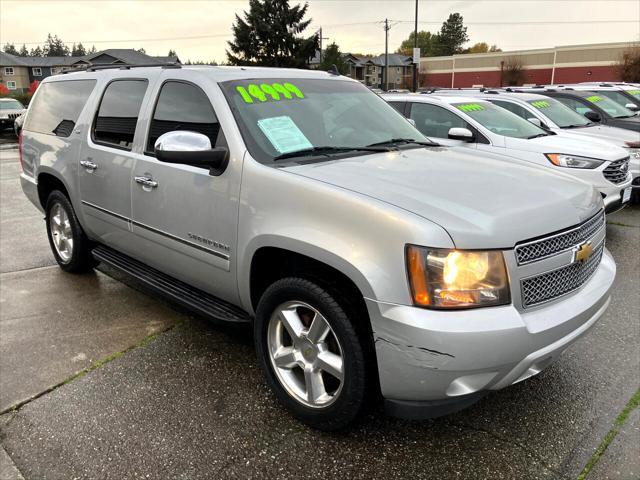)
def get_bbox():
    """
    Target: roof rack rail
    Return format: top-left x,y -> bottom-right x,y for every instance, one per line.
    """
84,62 -> 182,72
